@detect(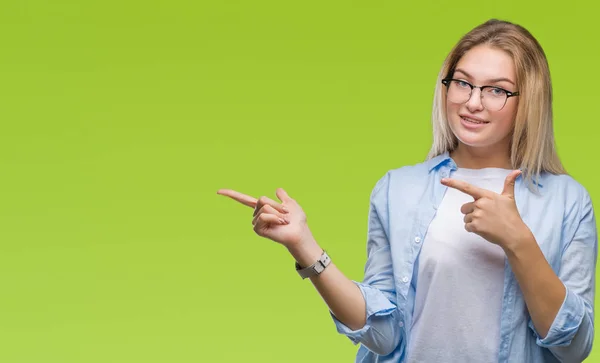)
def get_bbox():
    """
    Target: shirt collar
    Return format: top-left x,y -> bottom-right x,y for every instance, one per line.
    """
426,151 -> 455,172
426,151 -> 543,189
